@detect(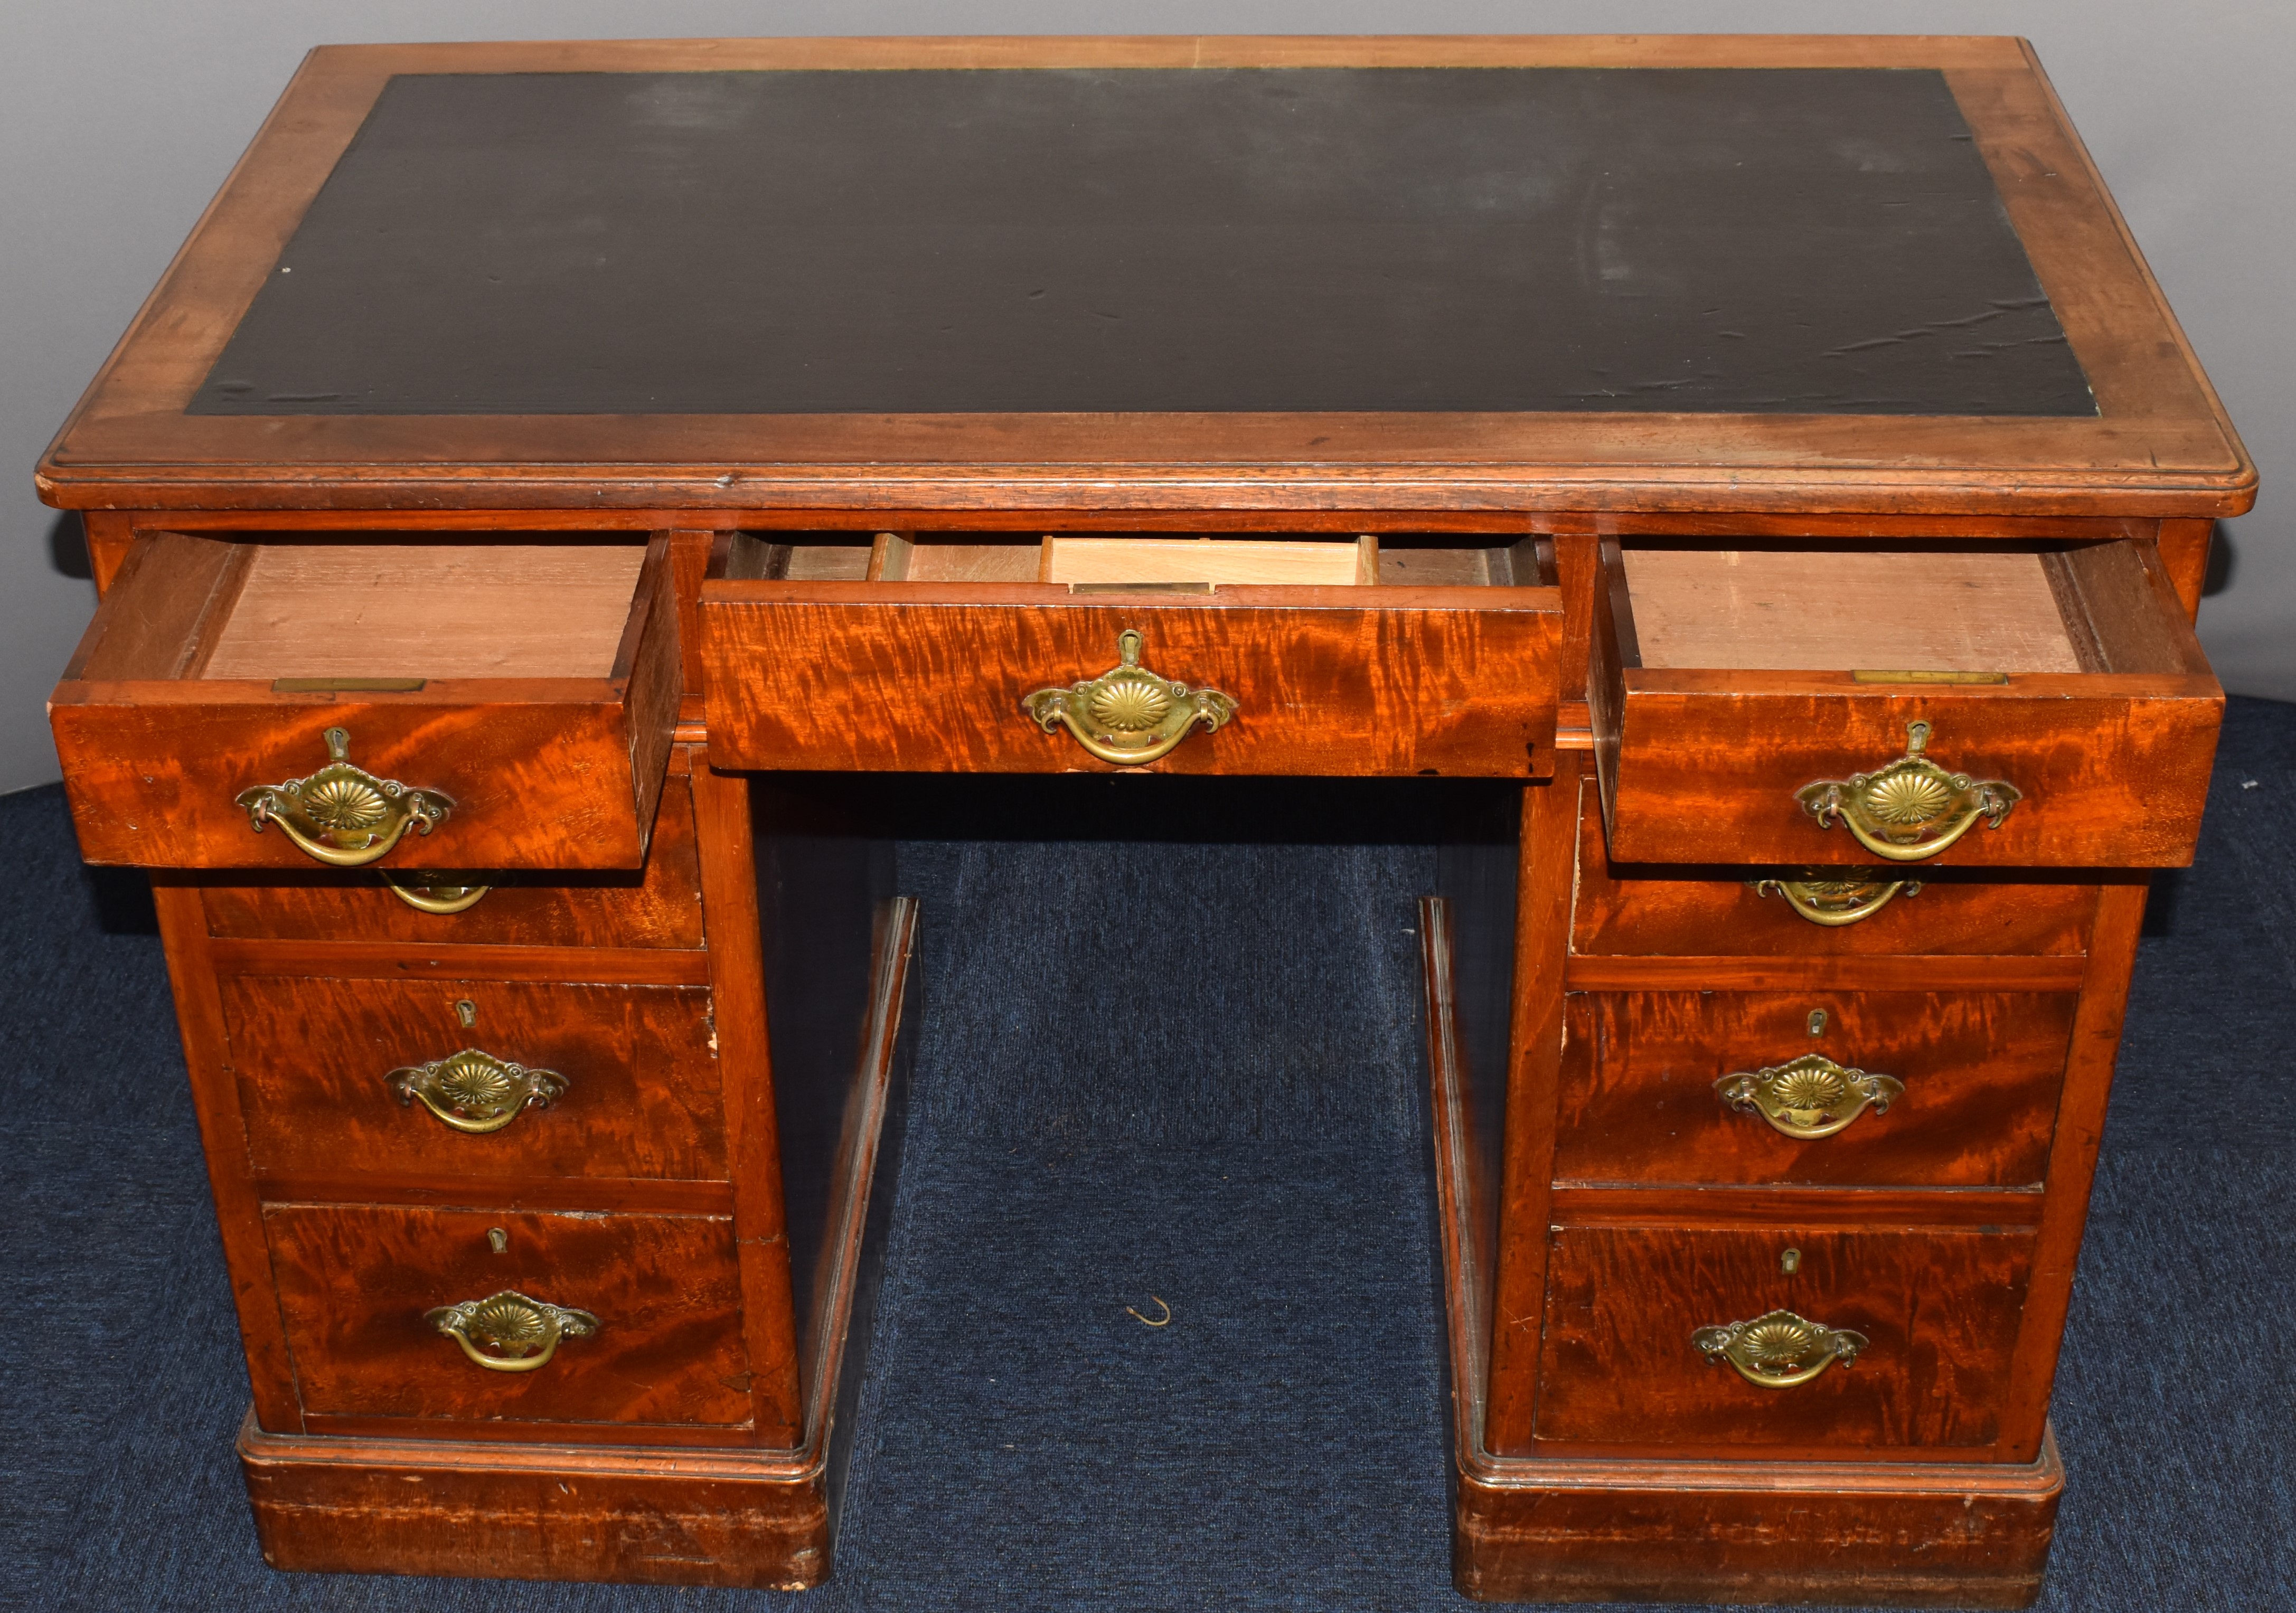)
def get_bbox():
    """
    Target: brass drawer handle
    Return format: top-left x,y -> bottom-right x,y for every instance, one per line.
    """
383,874 -> 491,914
1694,1308 -> 1868,1389
1750,875 -> 1919,926
1715,1054 -> 1904,1140
1796,721 -> 2021,862
391,1049 -> 568,1134
1022,629 -> 1236,766
236,727 -> 453,868
426,1289 -> 599,1373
